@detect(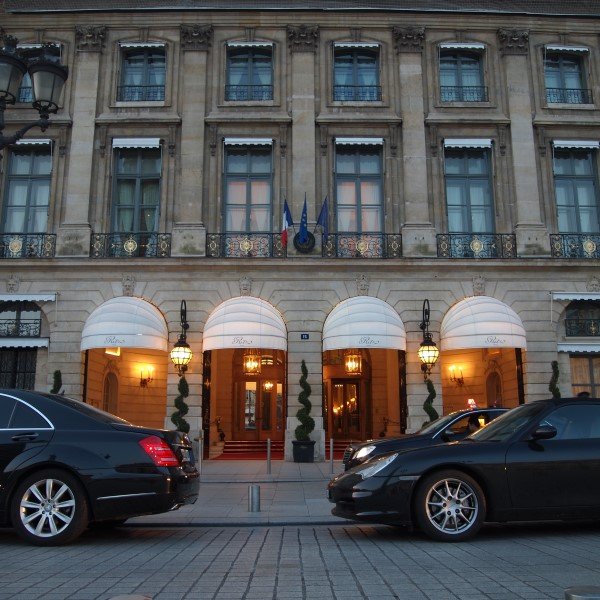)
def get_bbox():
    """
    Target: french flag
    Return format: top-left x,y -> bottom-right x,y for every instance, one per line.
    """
281,199 -> 294,245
